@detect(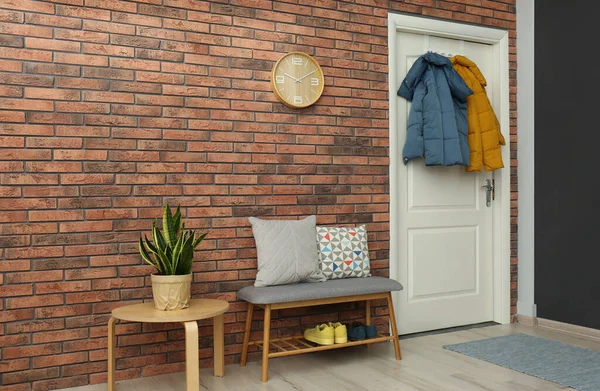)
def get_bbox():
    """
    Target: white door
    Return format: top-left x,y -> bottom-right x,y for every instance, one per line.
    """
393,32 -> 497,334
